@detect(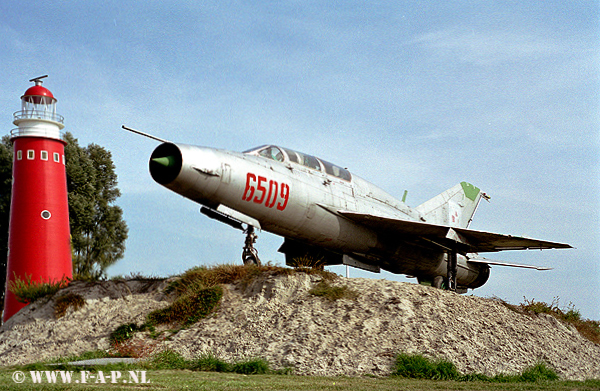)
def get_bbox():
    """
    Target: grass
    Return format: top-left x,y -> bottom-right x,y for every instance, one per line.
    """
149,350 -> 270,374
309,280 -> 358,301
393,353 -> 559,382
2,367 -> 599,391
147,284 -> 223,326
3,349 -> 599,390
8,274 -> 70,304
